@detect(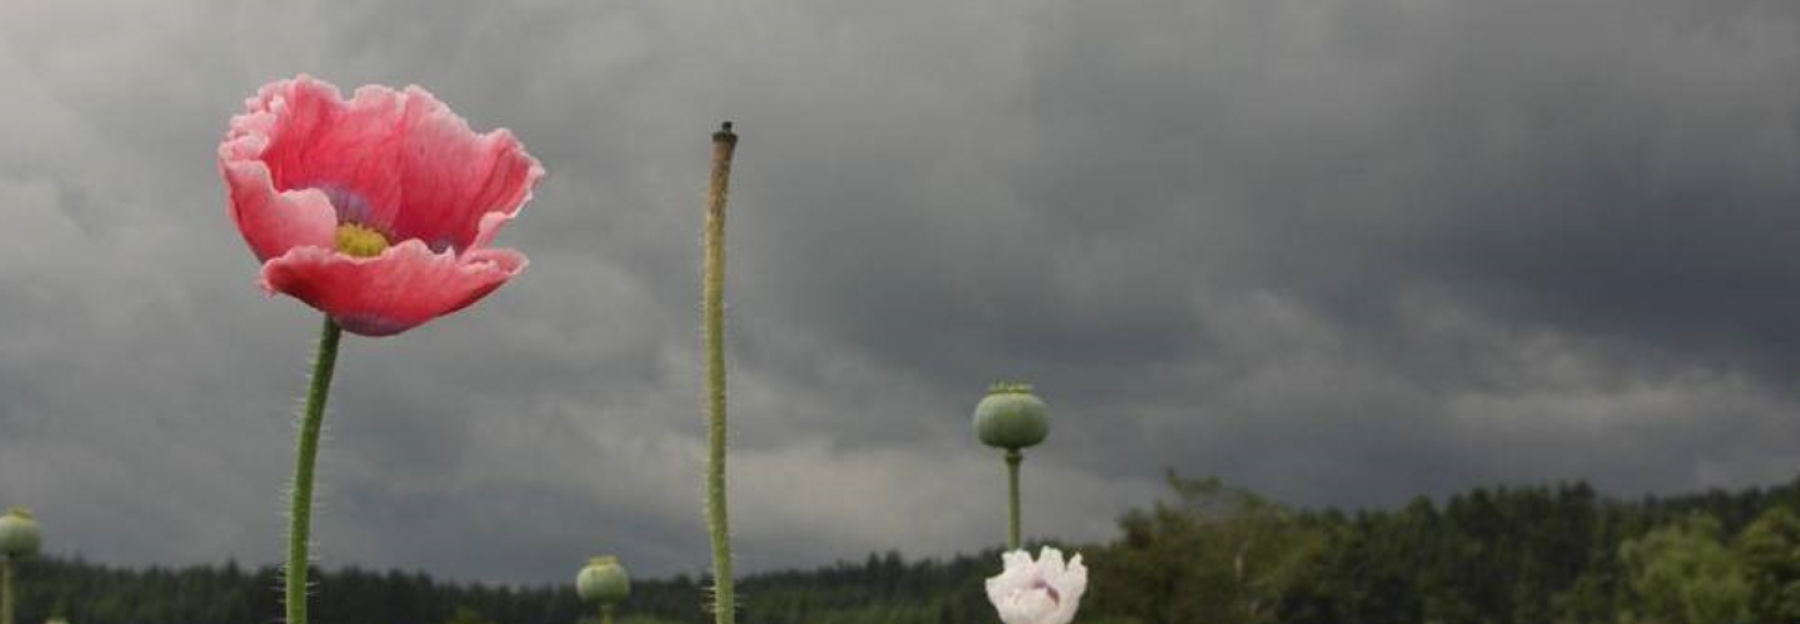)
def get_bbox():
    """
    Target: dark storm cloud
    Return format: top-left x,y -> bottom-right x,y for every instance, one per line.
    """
1,0 -> 1799,584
